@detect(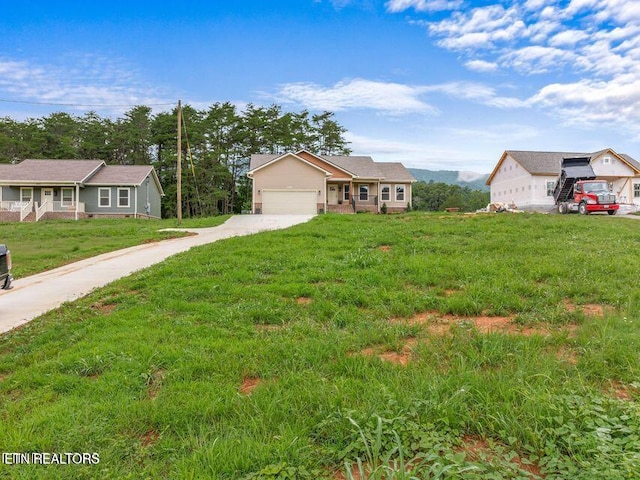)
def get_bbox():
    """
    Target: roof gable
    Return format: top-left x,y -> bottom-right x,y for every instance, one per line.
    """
248,152 -> 332,176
